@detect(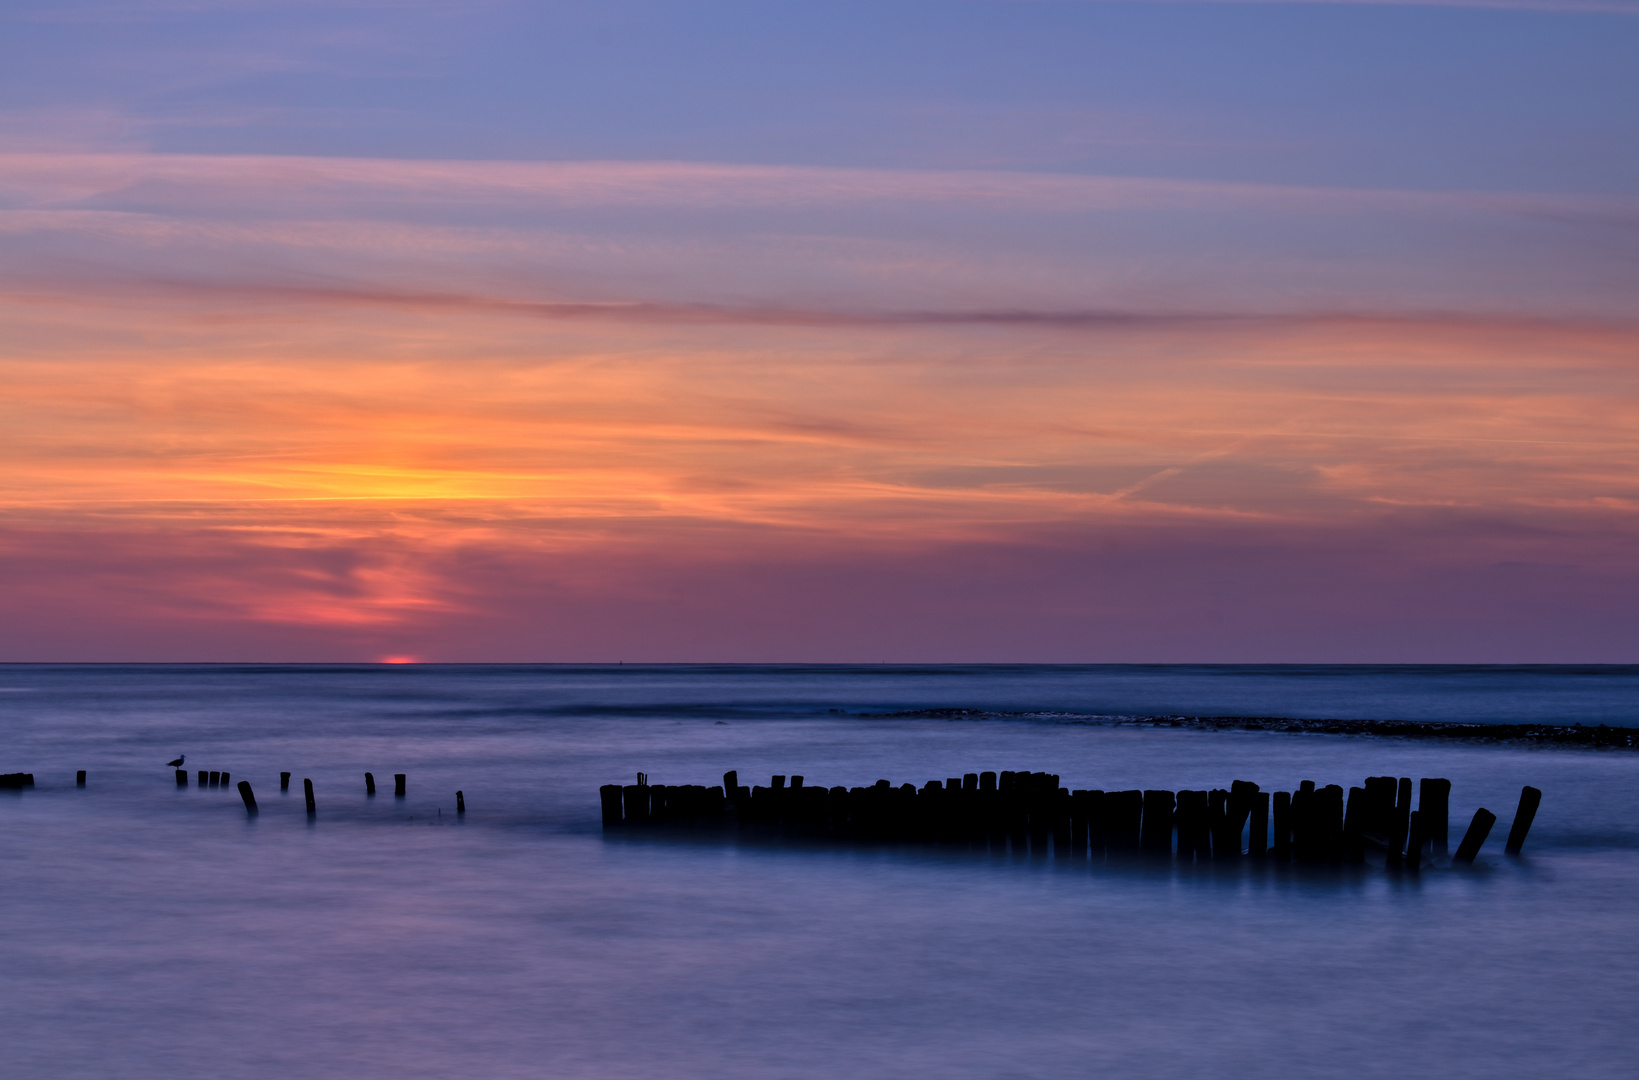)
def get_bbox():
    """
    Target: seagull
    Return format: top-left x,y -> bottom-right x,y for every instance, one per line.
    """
166,754 -> 185,768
